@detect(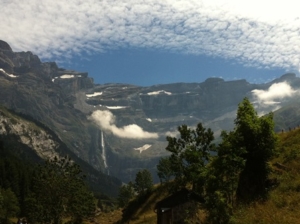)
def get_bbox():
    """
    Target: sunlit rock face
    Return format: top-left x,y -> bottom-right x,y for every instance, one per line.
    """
1,39 -> 300,183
